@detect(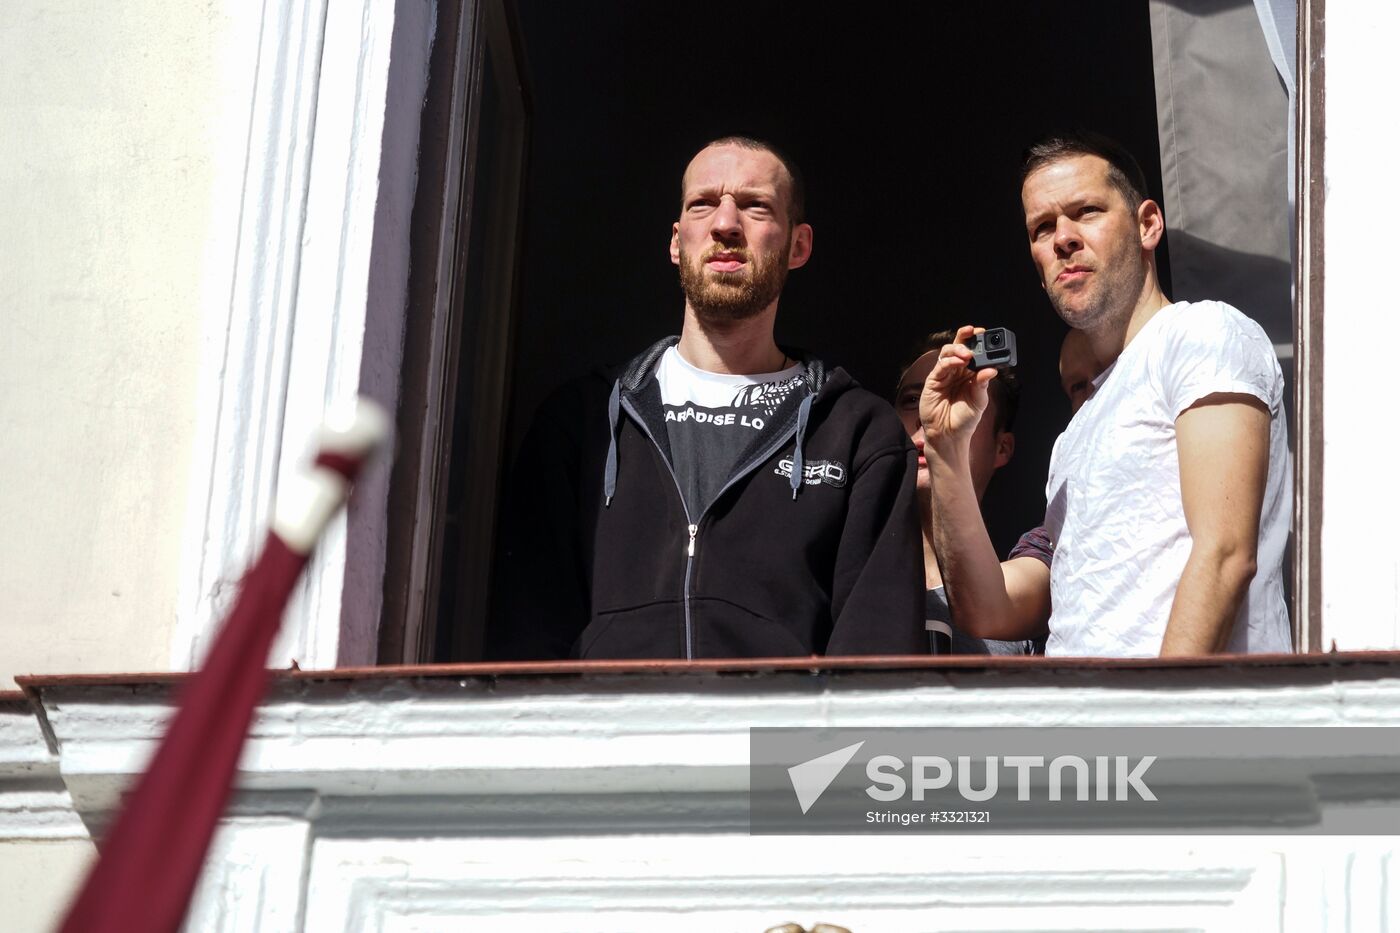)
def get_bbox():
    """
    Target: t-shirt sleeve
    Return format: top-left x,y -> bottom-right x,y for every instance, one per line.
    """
1008,524 -> 1054,568
1158,301 -> 1282,419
